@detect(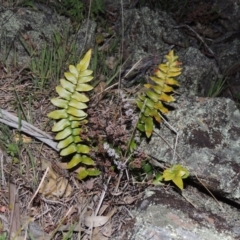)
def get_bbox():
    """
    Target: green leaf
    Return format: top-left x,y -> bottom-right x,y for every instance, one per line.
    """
78,75 -> 93,83
165,50 -> 179,62
55,127 -> 72,140
142,162 -> 152,174
71,92 -> 89,102
77,144 -> 90,154
60,143 -> 77,156
57,135 -> 74,149
79,70 -> 93,77
165,78 -> 179,86
76,49 -> 92,72
159,92 -> 175,102
162,169 -> 174,181
72,128 -> 82,135
149,109 -> 161,122
136,99 -> 143,109
145,90 -> 159,102
60,78 -> 75,92
145,98 -> 155,109
154,101 -> 169,114
51,98 -> 68,109
68,99 -> 88,109
69,65 -> 79,77
155,69 -> 167,79
129,139 -> 137,152
150,76 -> 165,86
56,85 -> 71,100
48,109 -> 68,119
64,72 -> 77,84
81,155 -> 95,165
149,84 -> 164,95
67,107 -> 87,117
144,116 -> 153,138
74,135 -> 83,143
87,168 -> 101,176
76,83 -> 93,92
77,167 -> 89,180
52,119 -> 70,132
143,106 -> 151,117
152,173 -> 163,185
172,176 -> 184,190
137,123 -> 145,132
71,121 -> 81,128
67,154 -> 82,169
69,115 -> 86,121
163,85 -> 174,92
